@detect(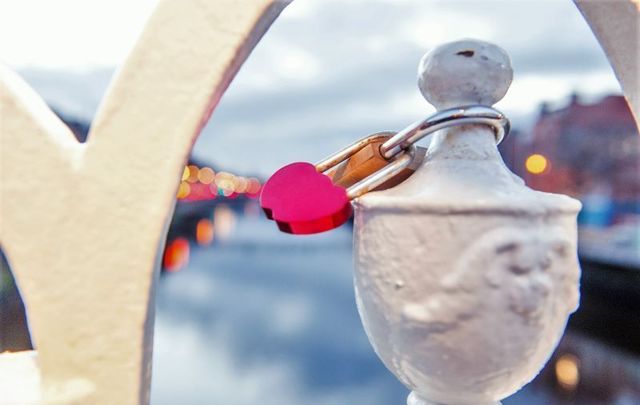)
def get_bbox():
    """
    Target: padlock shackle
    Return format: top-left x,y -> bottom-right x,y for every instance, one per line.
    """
379,105 -> 510,159
312,105 -> 507,200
